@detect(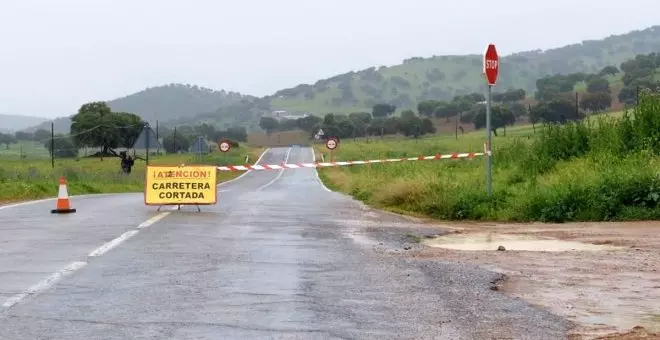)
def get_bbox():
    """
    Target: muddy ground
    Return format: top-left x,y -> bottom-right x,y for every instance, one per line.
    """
402,220 -> 660,339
